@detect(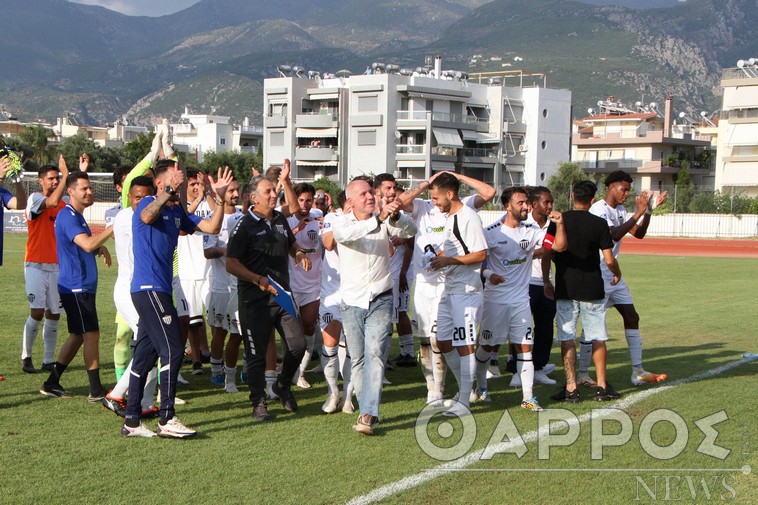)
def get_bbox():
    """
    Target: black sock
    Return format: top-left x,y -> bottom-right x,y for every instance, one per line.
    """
46,361 -> 68,384
125,417 -> 140,428
87,368 -> 105,396
159,416 -> 169,426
